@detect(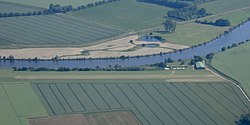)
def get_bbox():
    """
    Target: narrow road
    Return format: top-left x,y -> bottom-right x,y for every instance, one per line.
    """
206,67 -> 250,103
